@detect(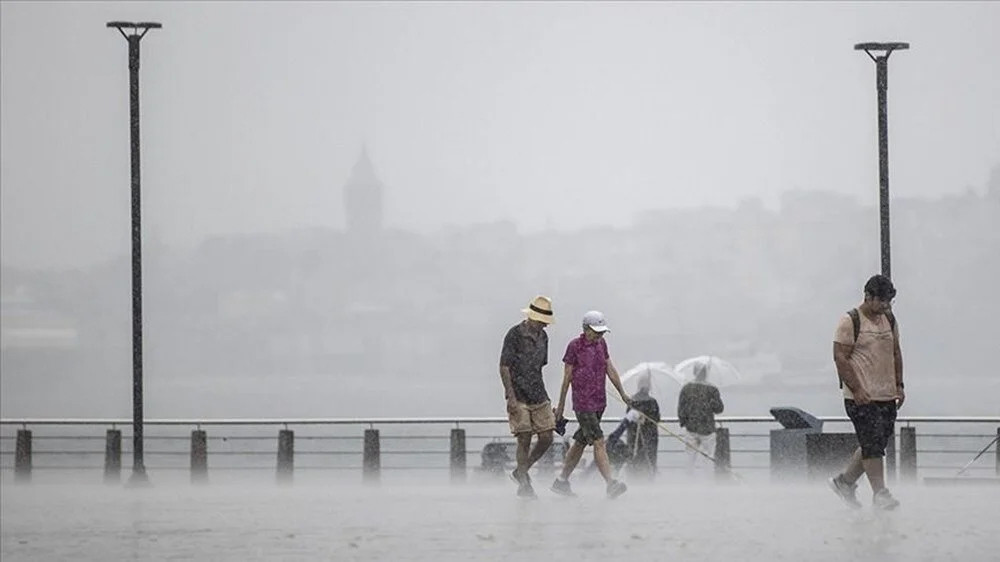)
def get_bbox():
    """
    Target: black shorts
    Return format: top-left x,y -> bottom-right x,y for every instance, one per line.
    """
844,399 -> 897,459
573,410 -> 605,446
